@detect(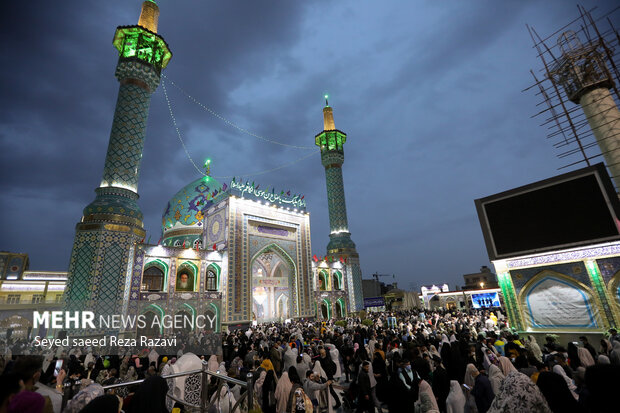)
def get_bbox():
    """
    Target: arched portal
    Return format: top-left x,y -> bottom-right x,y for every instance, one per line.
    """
204,303 -> 219,332
138,310 -> 161,337
320,299 -> 331,319
176,309 -> 193,334
251,245 -> 295,323
335,298 -> 346,318
319,270 -> 328,291
276,294 -> 289,319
